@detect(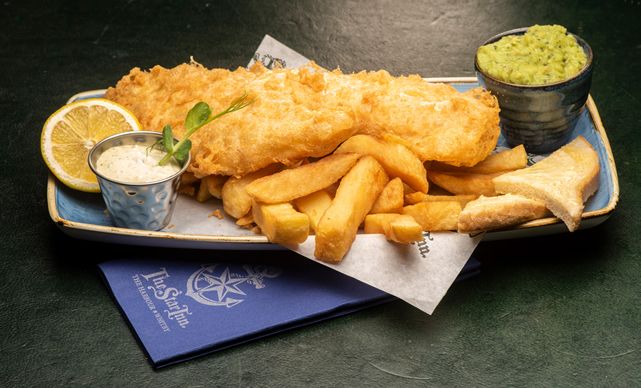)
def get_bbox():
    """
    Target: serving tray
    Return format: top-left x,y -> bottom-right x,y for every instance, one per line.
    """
47,78 -> 619,249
